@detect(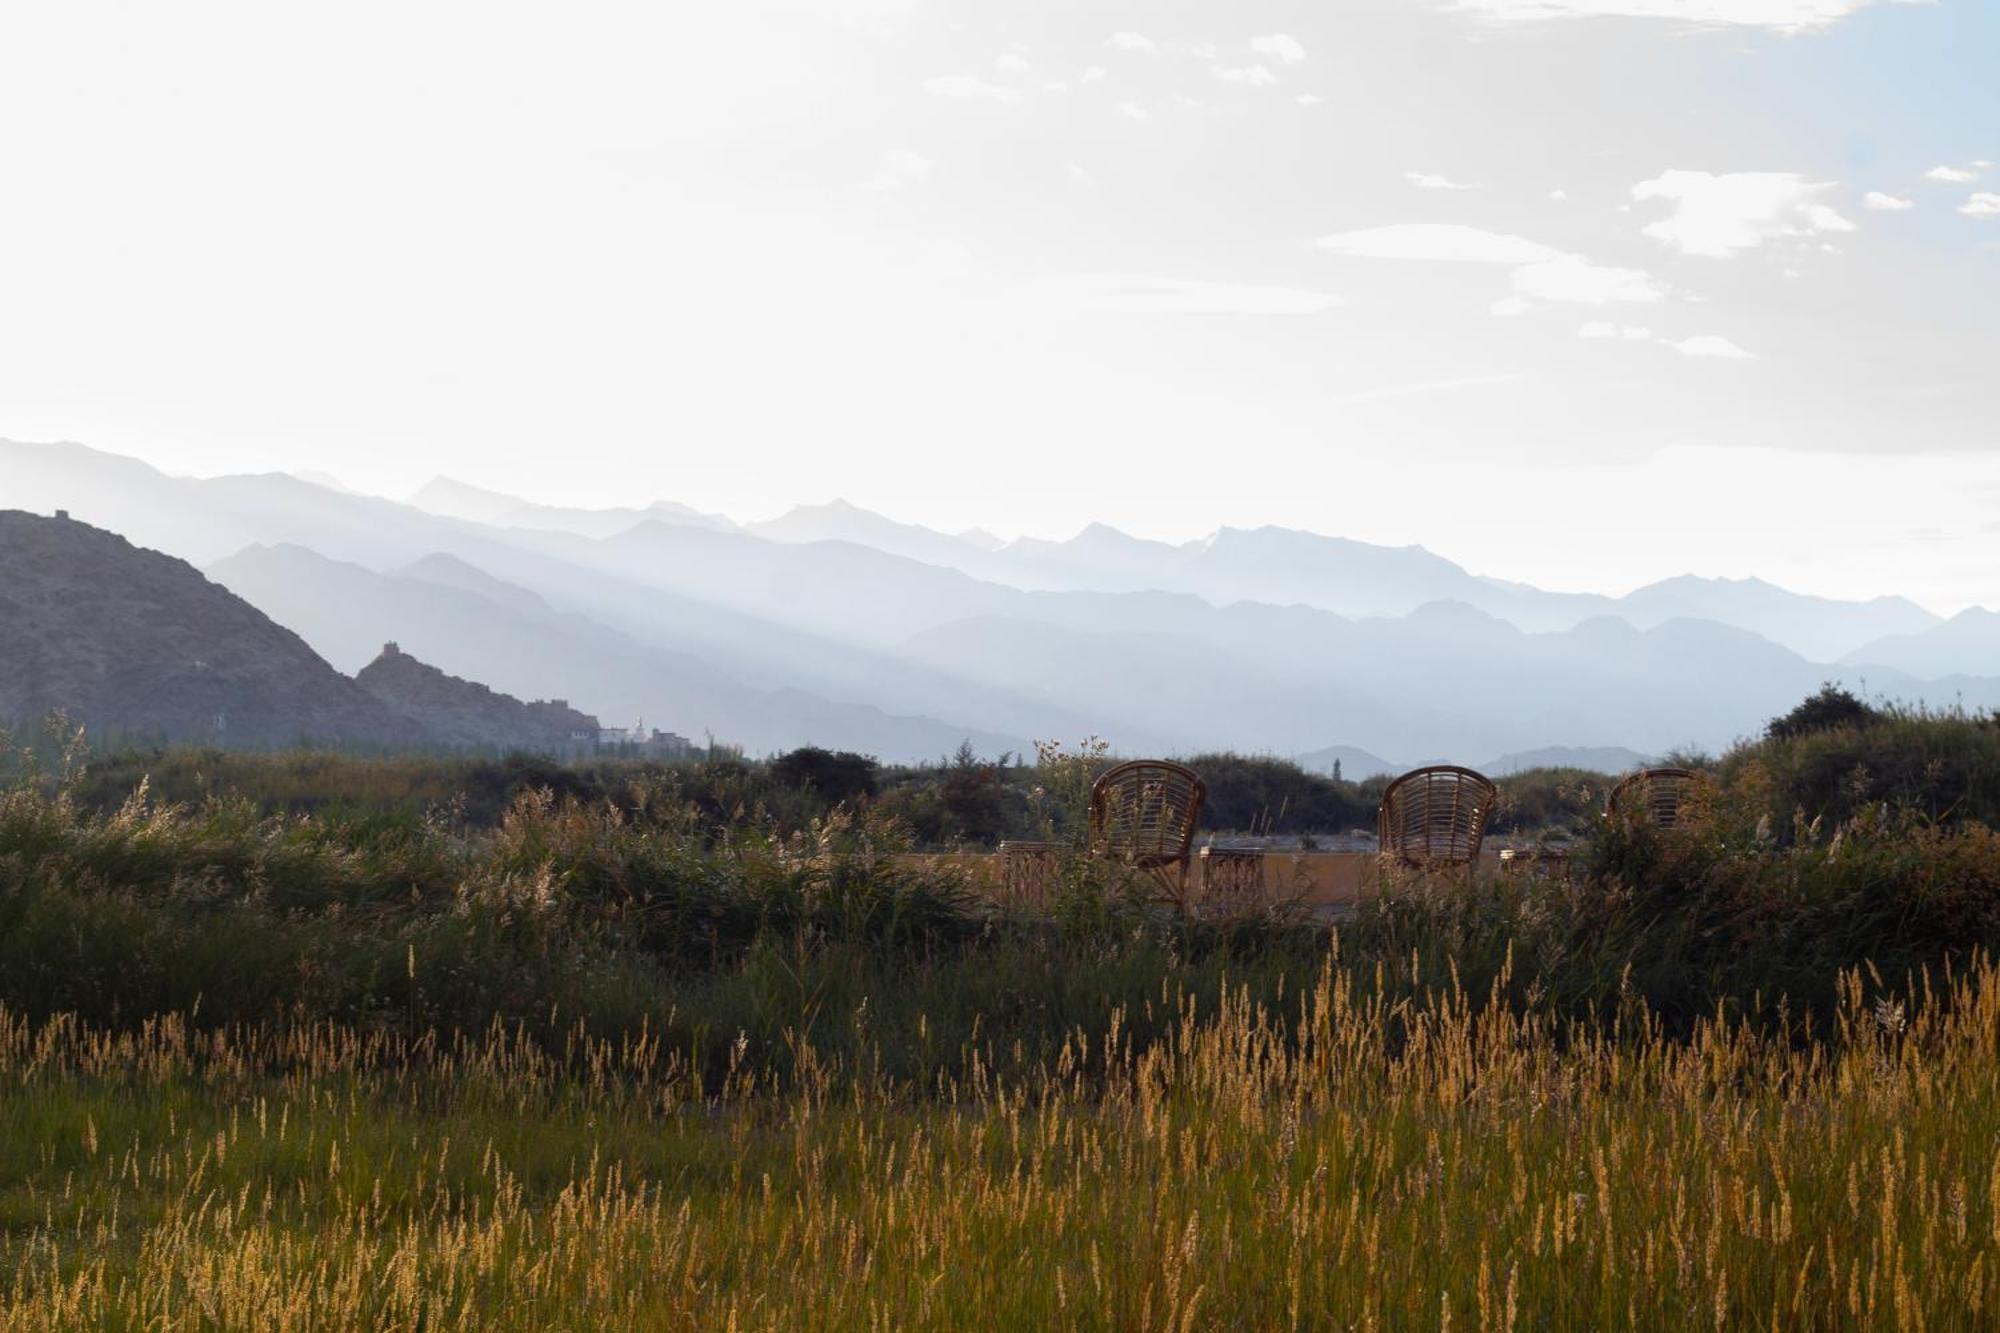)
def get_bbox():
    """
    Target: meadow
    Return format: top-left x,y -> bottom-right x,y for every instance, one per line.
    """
4,698 -> 2000,1328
